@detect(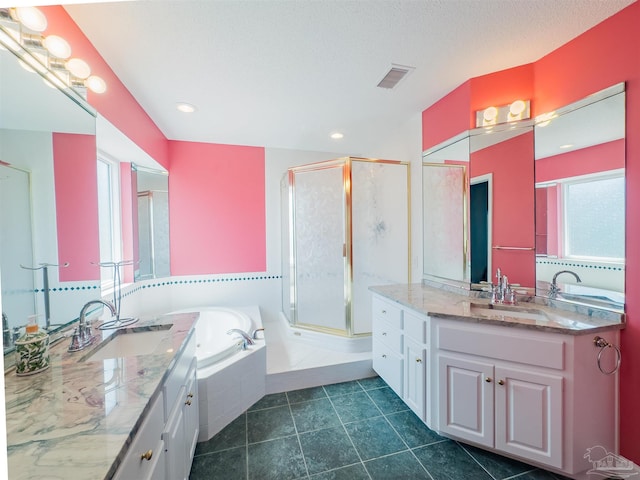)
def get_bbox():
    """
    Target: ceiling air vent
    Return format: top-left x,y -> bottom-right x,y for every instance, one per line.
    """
377,64 -> 415,89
